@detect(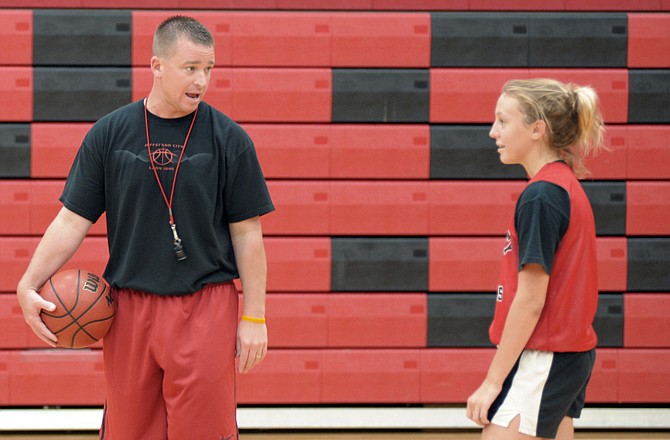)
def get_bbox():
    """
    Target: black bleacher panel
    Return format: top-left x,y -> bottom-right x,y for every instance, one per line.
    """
429,125 -> 527,179
427,292 -> 623,348
431,12 -> 529,67
628,238 -> 670,292
581,181 -> 626,236
628,70 -> 670,123
0,124 -> 30,178
33,68 -> 132,121
593,293 -> 624,348
332,69 -> 429,122
427,293 -> 496,347
331,237 -> 428,292
529,13 -> 628,67
33,10 -> 131,66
